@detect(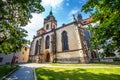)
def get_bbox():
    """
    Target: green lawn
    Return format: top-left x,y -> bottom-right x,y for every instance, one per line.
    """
0,65 -> 19,78
51,62 -> 120,66
36,67 -> 120,80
